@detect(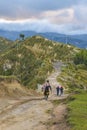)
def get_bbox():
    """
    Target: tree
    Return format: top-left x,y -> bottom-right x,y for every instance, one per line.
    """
19,34 -> 25,40
74,50 -> 87,66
